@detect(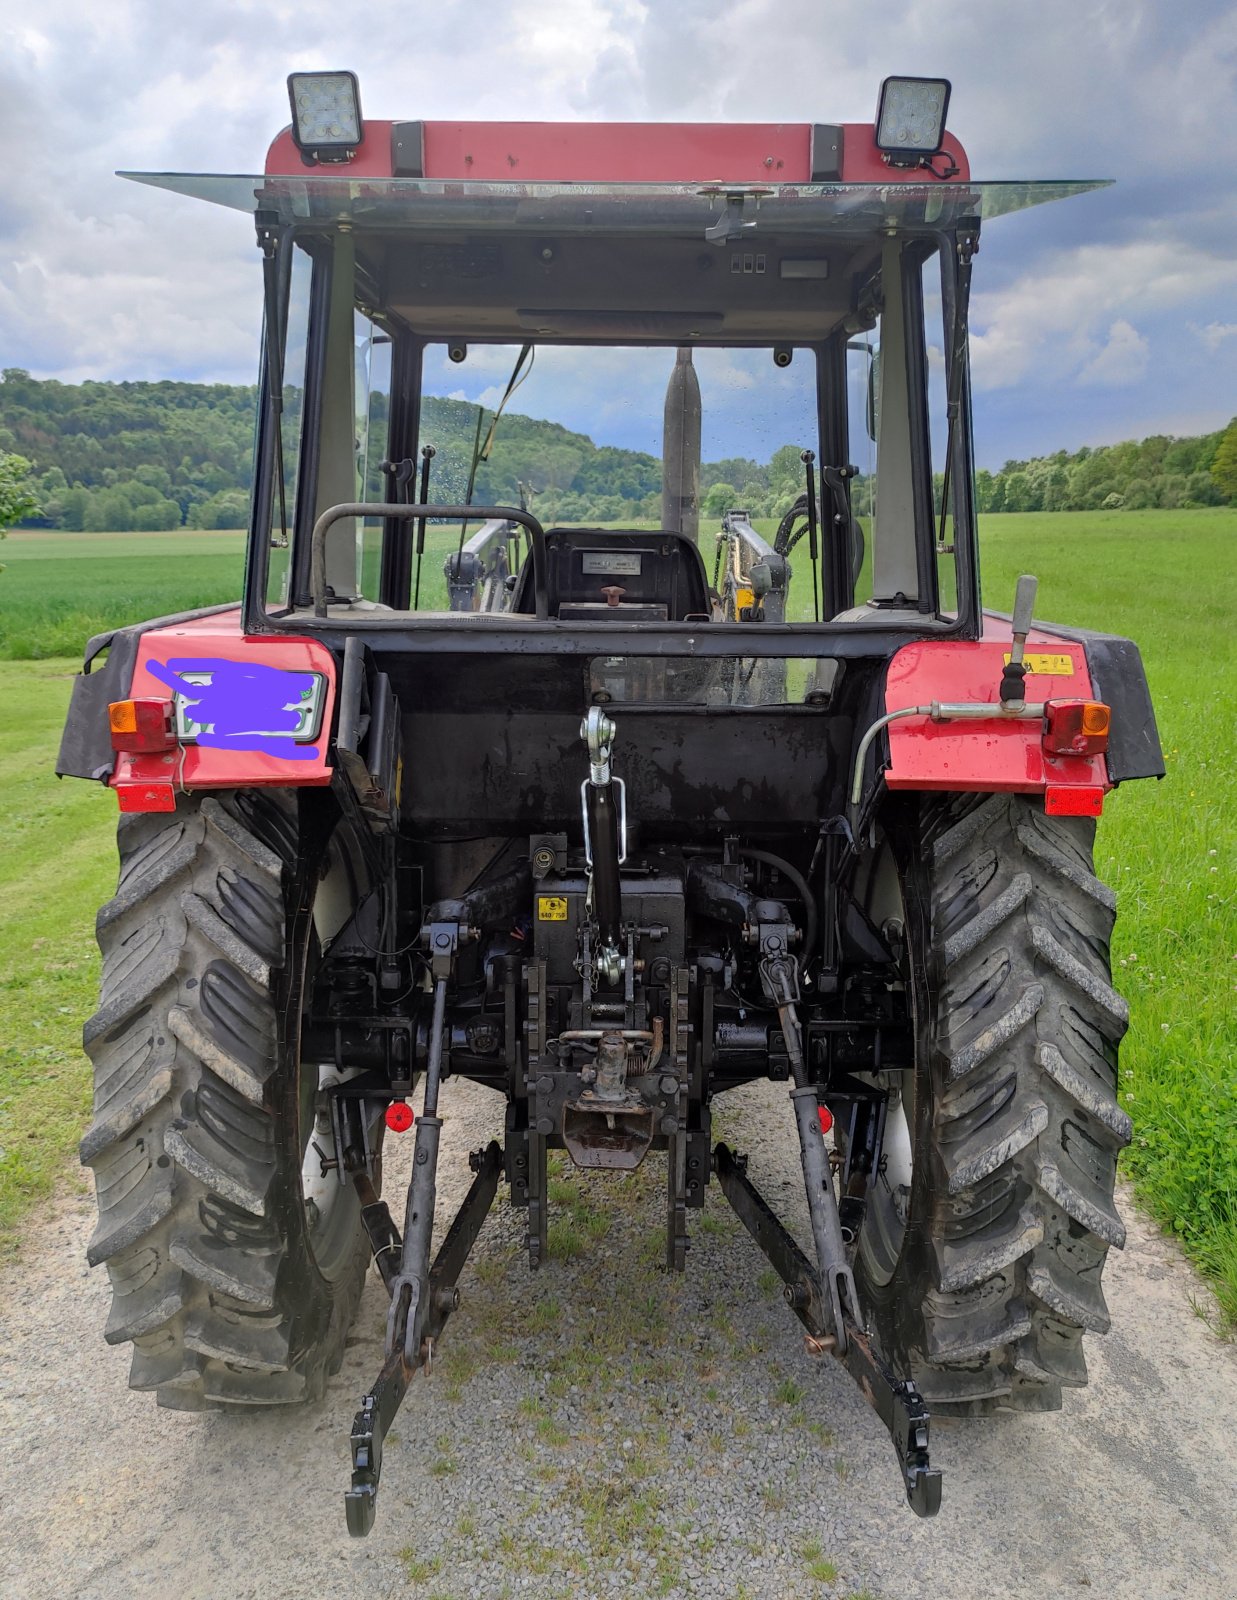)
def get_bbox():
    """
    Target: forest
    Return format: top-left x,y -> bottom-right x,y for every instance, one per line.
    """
1,367 -> 1233,532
